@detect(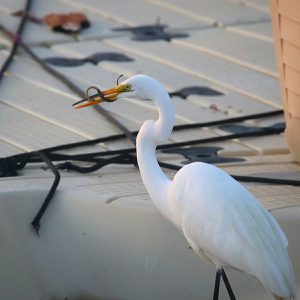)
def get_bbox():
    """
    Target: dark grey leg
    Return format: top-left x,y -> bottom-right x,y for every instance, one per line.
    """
220,268 -> 236,300
213,268 -> 236,300
213,269 -> 222,300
